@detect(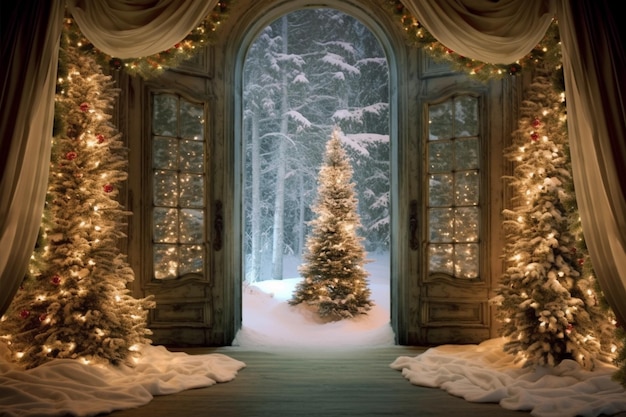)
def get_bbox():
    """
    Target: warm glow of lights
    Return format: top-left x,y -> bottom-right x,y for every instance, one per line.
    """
16,352 -> 24,359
